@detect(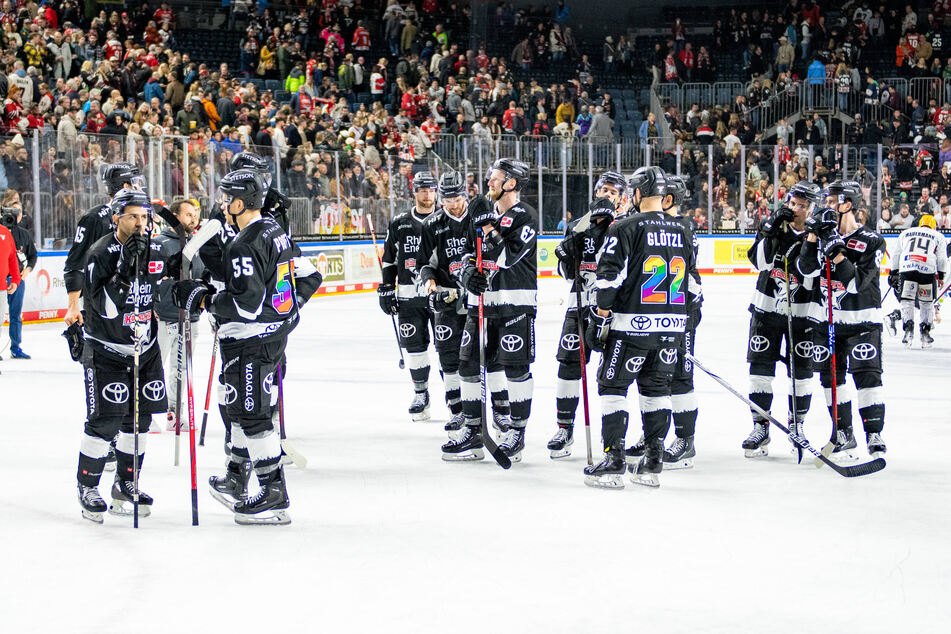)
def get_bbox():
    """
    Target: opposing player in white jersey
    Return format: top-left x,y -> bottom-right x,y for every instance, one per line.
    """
888,214 -> 949,348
